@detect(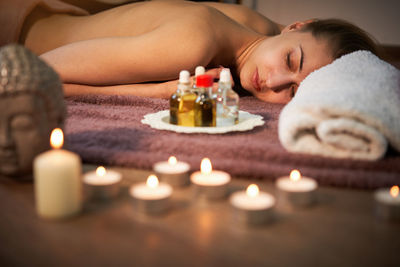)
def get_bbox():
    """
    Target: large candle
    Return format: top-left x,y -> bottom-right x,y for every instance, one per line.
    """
190,158 -> 231,199
153,156 -> 190,187
34,128 -> 82,219
275,170 -> 318,208
230,184 -> 275,224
